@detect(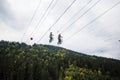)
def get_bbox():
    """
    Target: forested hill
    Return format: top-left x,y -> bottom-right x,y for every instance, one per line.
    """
0,41 -> 120,80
